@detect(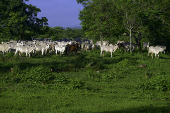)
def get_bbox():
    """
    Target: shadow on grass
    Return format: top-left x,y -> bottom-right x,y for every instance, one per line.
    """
0,50 -> 140,73
159,56 -> 170,59
93,105 -> 170,113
